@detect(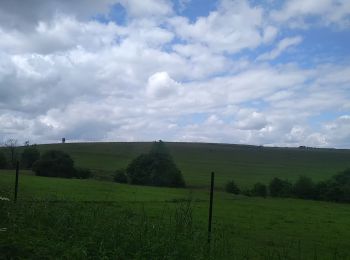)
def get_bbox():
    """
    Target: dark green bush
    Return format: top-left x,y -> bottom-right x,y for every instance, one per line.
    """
126,141 -> 185,187
314,180 -> 330,200
21,146 -> 40,169
263,169 -> 350,203
127,153 -> 185,187
319,169 -> 350,202
293,176 -> 315,199
225,180 -> 240,194
251,182 -> 267,198
269,178 -> 292,197
114,169 -> 127,183
32,150 -> 76,178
